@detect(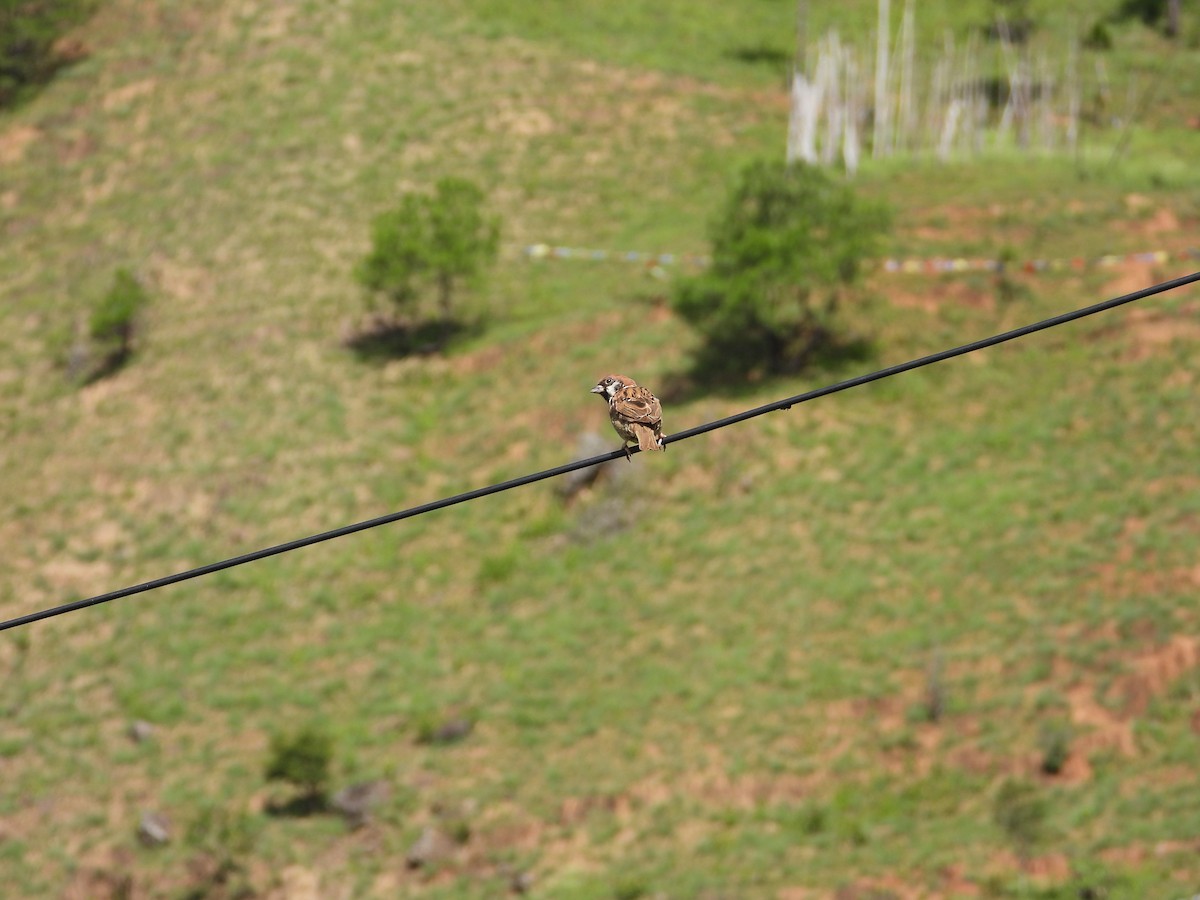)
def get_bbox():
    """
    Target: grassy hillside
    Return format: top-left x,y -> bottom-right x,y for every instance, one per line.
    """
1,0 -> 1199,897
